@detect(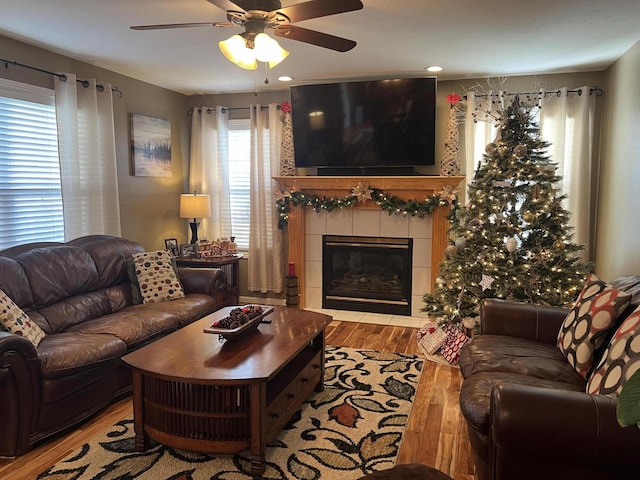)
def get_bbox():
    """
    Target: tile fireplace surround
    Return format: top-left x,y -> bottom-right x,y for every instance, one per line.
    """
274,176 -> 465,316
